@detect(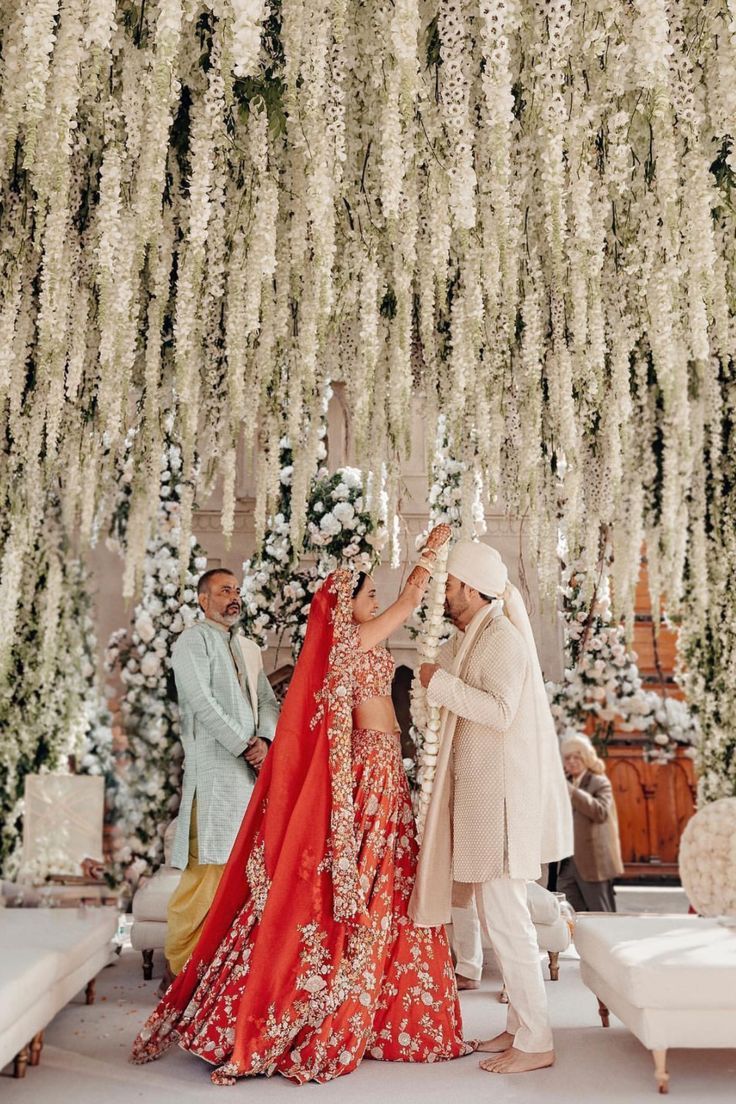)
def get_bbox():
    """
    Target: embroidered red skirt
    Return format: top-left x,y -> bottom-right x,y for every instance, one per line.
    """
132,728 -> 470,1083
